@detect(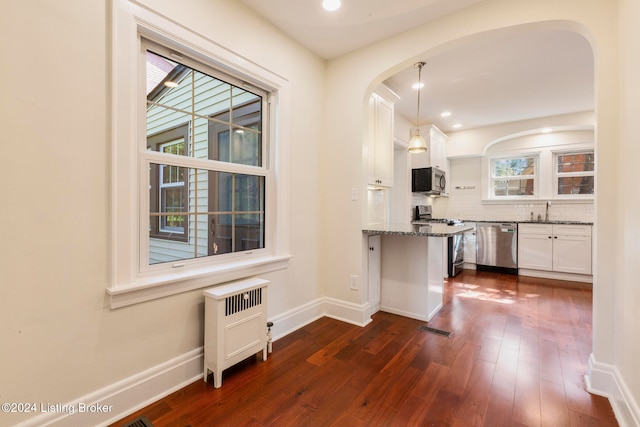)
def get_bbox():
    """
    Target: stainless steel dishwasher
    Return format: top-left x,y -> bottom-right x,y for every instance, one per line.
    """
476,222 -> 518,274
